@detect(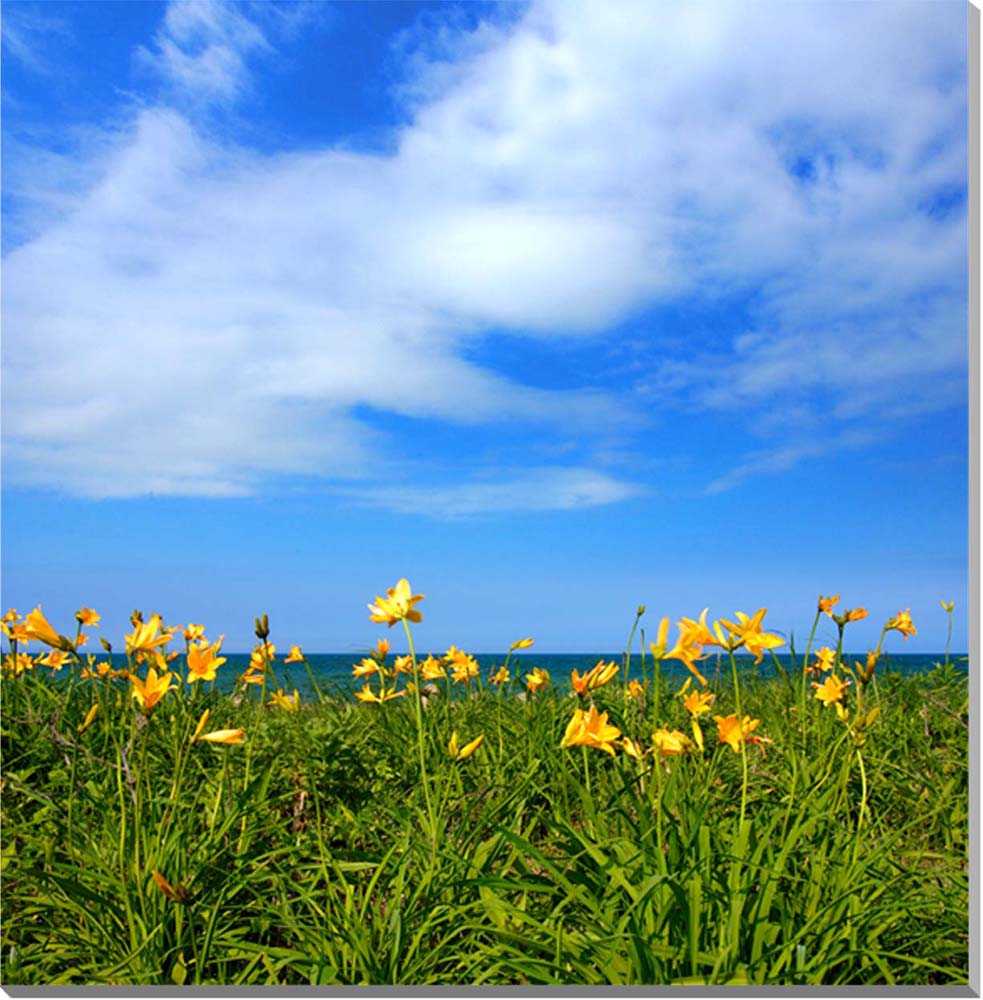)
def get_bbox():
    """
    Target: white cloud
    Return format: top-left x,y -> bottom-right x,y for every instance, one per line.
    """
1,0 -> 967,507
345,467 -> 644,519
